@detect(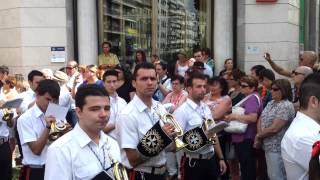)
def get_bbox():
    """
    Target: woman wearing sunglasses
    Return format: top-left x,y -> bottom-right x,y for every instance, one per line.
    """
224,75 -> 262,180
254,79 -> 295,180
